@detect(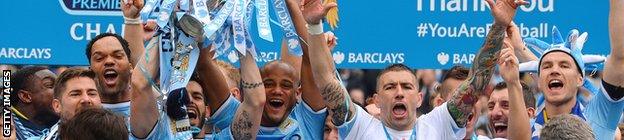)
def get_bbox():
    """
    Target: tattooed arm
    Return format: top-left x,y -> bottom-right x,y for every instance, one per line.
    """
296,0 -> 351,125
281,0 -> 327,111
605,0 -> 624,88
446,25 -> 503,127
197,46 -> 232,114
230,51 -> 266,140
130,37 -> 160,138
446,0 -> 527,127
